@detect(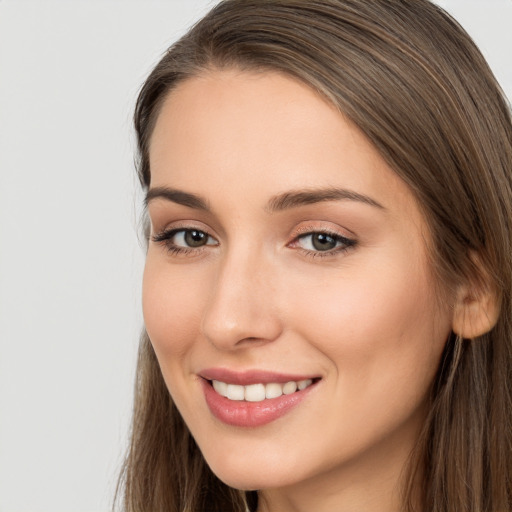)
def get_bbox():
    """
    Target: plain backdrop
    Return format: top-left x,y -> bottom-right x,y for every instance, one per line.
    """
0,1 -> 510,511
